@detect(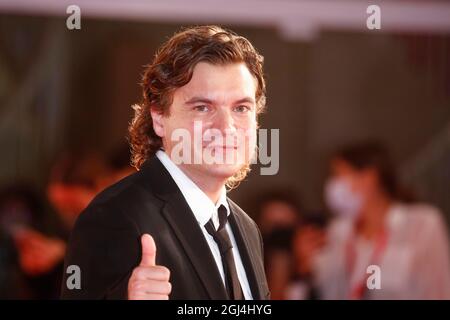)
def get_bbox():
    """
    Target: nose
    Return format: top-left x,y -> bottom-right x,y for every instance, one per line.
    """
215,108 -> 236,134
